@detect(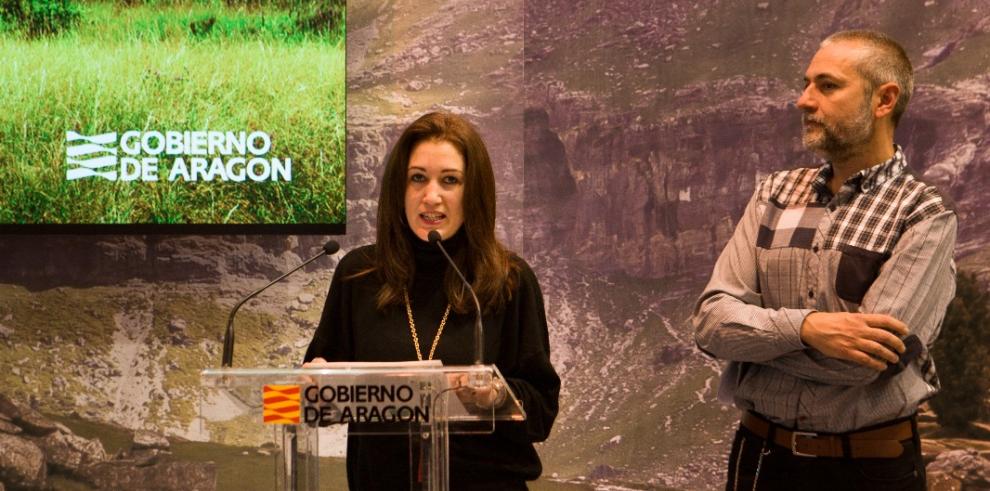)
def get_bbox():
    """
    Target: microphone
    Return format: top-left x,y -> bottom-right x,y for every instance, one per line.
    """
428,230 -> 484,365
221,240 -> 341,367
